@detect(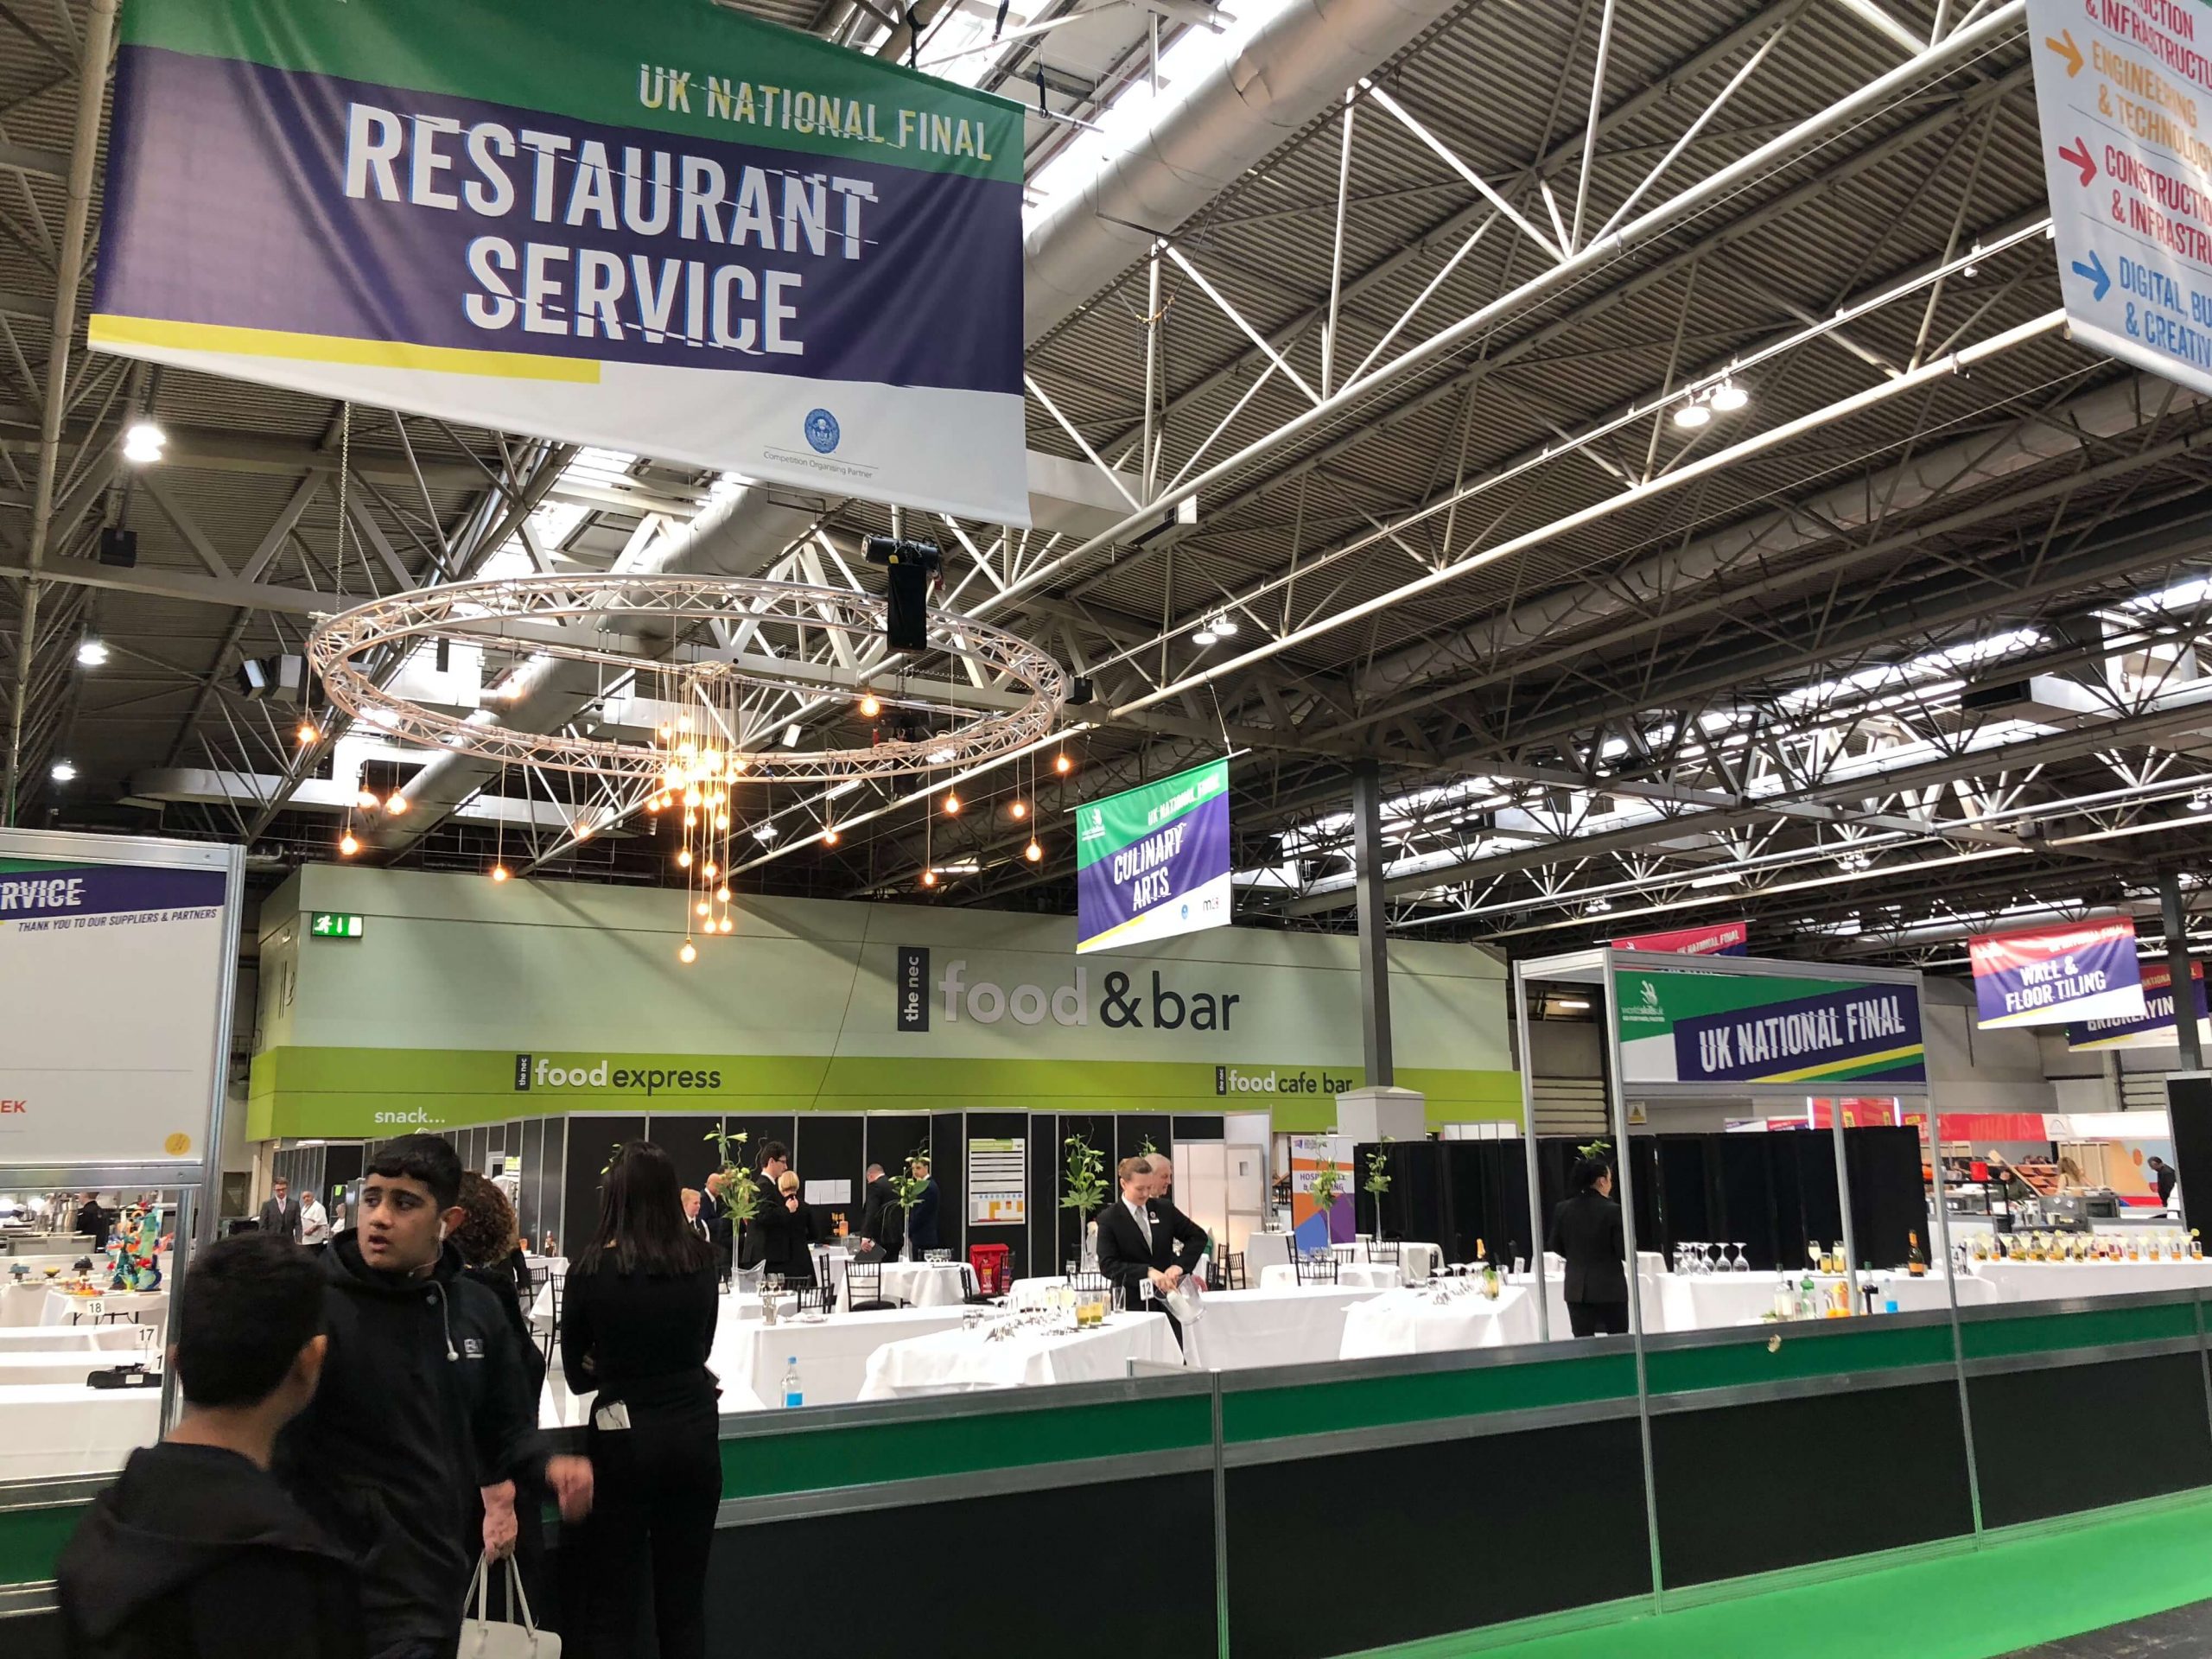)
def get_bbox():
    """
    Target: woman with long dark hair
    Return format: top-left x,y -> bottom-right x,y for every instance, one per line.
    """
560,1141 -> 720,1659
